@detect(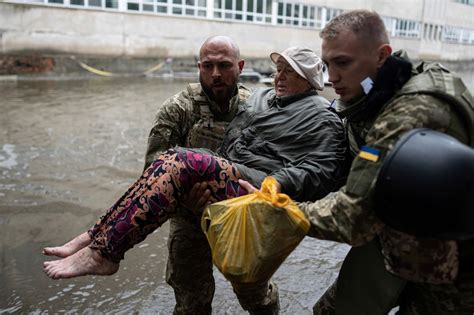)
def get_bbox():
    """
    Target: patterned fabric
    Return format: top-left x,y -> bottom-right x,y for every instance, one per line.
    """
380,227 -> 458,284
88,148 -> 246,263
